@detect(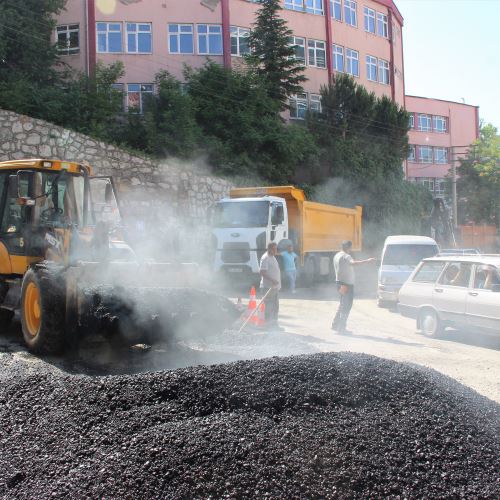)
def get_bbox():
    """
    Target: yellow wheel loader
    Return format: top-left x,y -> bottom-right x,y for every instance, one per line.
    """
0,159 -> 237,353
